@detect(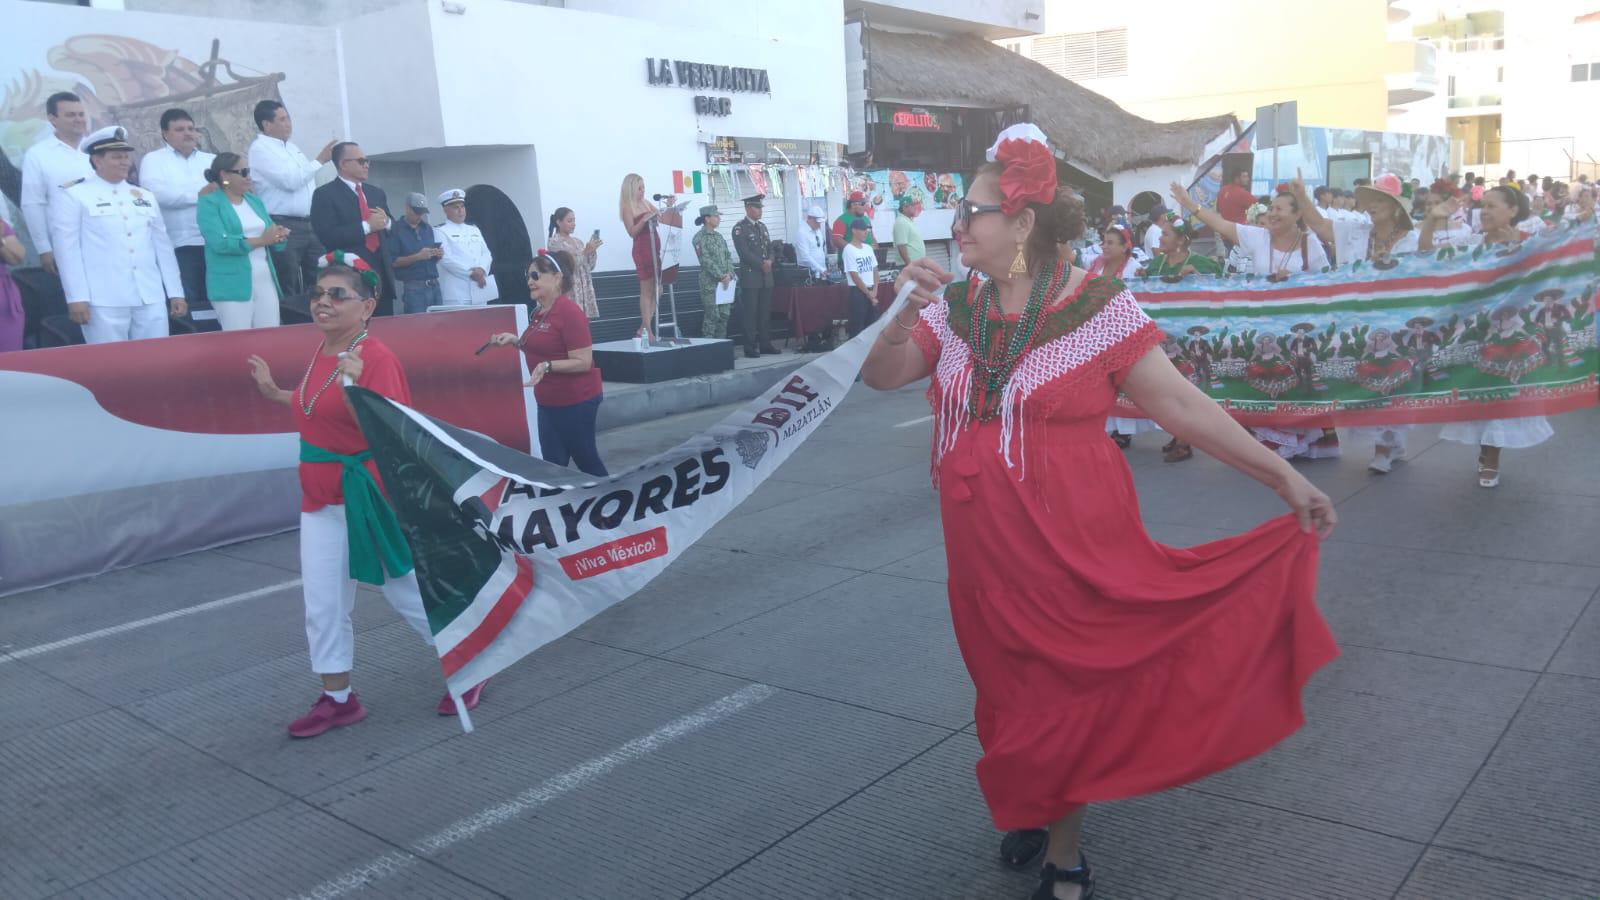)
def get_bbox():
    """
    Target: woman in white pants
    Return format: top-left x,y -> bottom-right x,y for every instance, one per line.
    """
198,152 -> 286,331
248,253 -> 486,738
